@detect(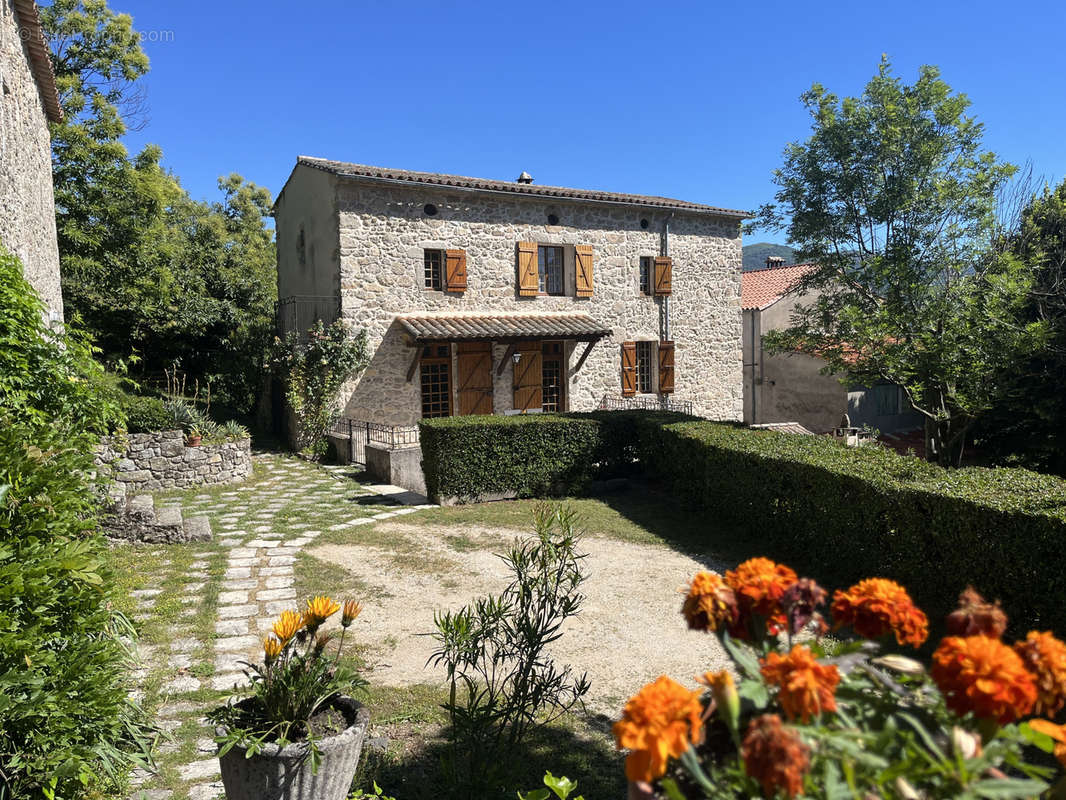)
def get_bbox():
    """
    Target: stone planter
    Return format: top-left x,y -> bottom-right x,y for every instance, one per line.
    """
216,697 -> 370,800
